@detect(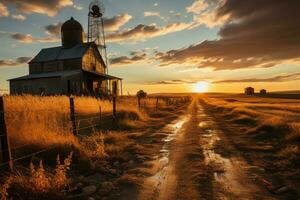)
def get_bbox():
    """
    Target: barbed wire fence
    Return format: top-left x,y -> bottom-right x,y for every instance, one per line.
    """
0,94 -> 190,172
